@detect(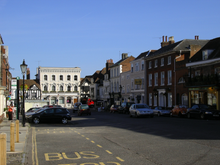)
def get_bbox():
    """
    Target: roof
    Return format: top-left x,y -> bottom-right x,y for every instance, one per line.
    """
134,50 -> 157,61
147,39 -> 209,58
190,37 -> 220,62
18,79 -> 40,89
110,56 -> 135,68
0,34 -> 4,44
